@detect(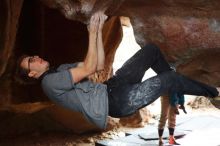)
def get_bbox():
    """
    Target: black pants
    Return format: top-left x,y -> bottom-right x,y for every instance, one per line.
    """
105,44 -> 218,118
